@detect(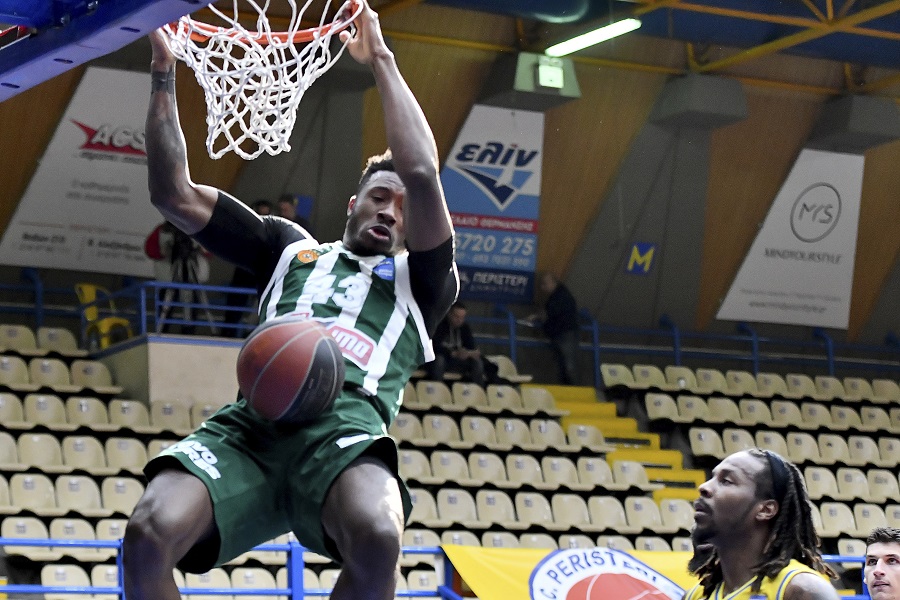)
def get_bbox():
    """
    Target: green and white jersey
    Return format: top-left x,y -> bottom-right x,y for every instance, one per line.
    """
258,239 -> 434,415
